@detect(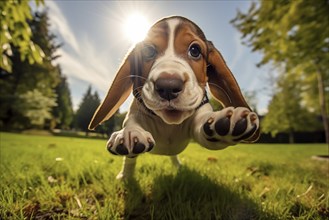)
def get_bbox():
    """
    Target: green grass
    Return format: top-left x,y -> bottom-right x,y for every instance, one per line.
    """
0,132 -> 328,219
